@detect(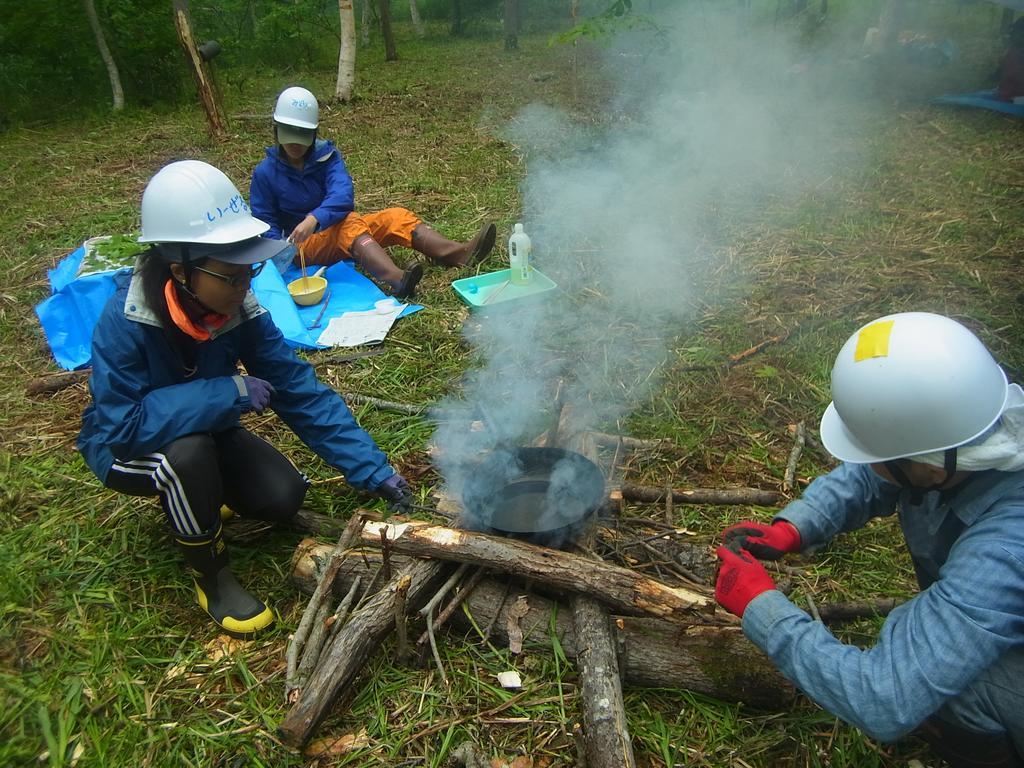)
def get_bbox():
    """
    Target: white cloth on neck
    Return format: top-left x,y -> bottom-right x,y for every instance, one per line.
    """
914,383 -> 1024,472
